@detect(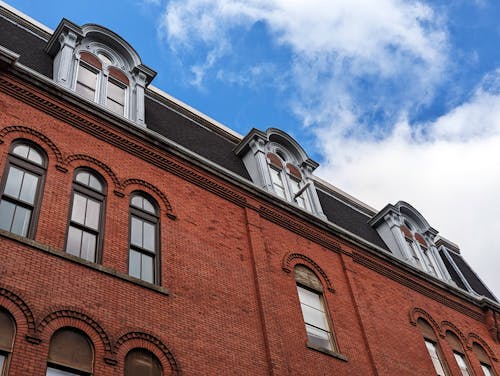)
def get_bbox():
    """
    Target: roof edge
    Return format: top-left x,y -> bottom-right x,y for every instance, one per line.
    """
0,1 -> 52,38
